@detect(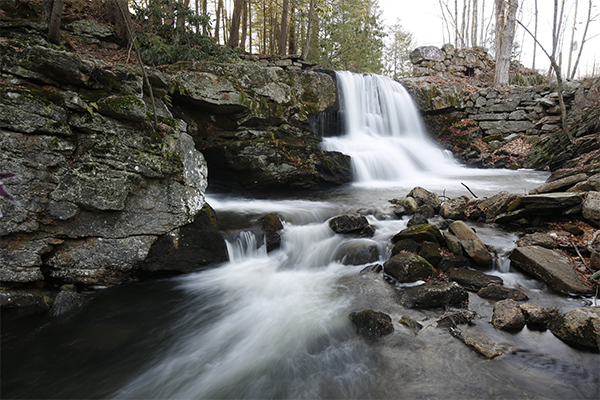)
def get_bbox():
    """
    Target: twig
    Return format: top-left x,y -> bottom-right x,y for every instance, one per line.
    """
587,229 -> 600,253
571,238 -> 590,269
461,182 -> 478,198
